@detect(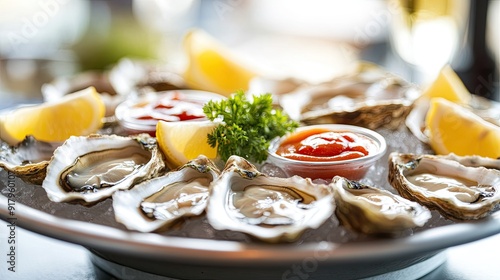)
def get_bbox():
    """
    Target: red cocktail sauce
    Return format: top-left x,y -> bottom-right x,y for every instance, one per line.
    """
132,92 -> 206,123
276,128 -> 377,162
118,91 -> 207,136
